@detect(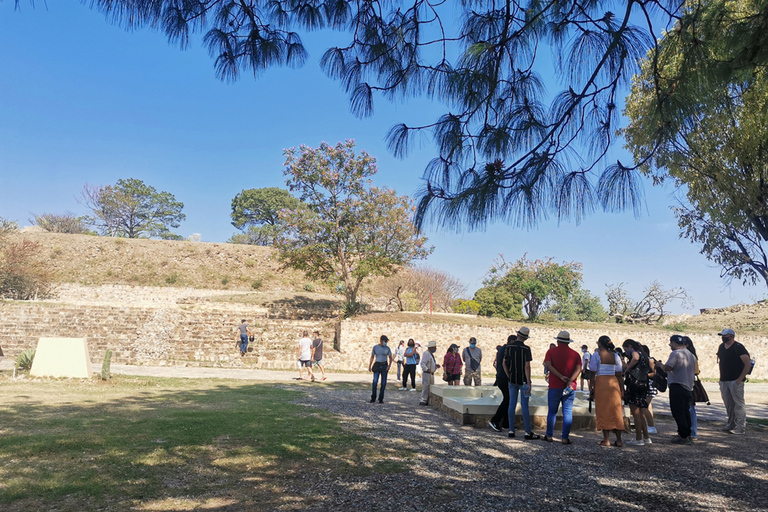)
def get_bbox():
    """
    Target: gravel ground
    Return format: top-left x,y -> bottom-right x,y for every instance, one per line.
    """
290,386 -> 768,512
